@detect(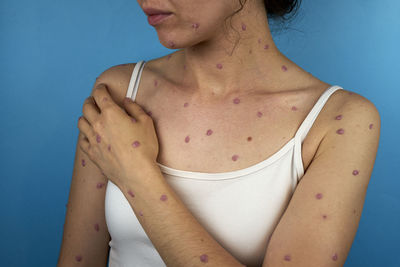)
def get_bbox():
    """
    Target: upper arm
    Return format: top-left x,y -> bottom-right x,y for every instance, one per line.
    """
262,93 -> 381,267
58,63 -> 135,266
